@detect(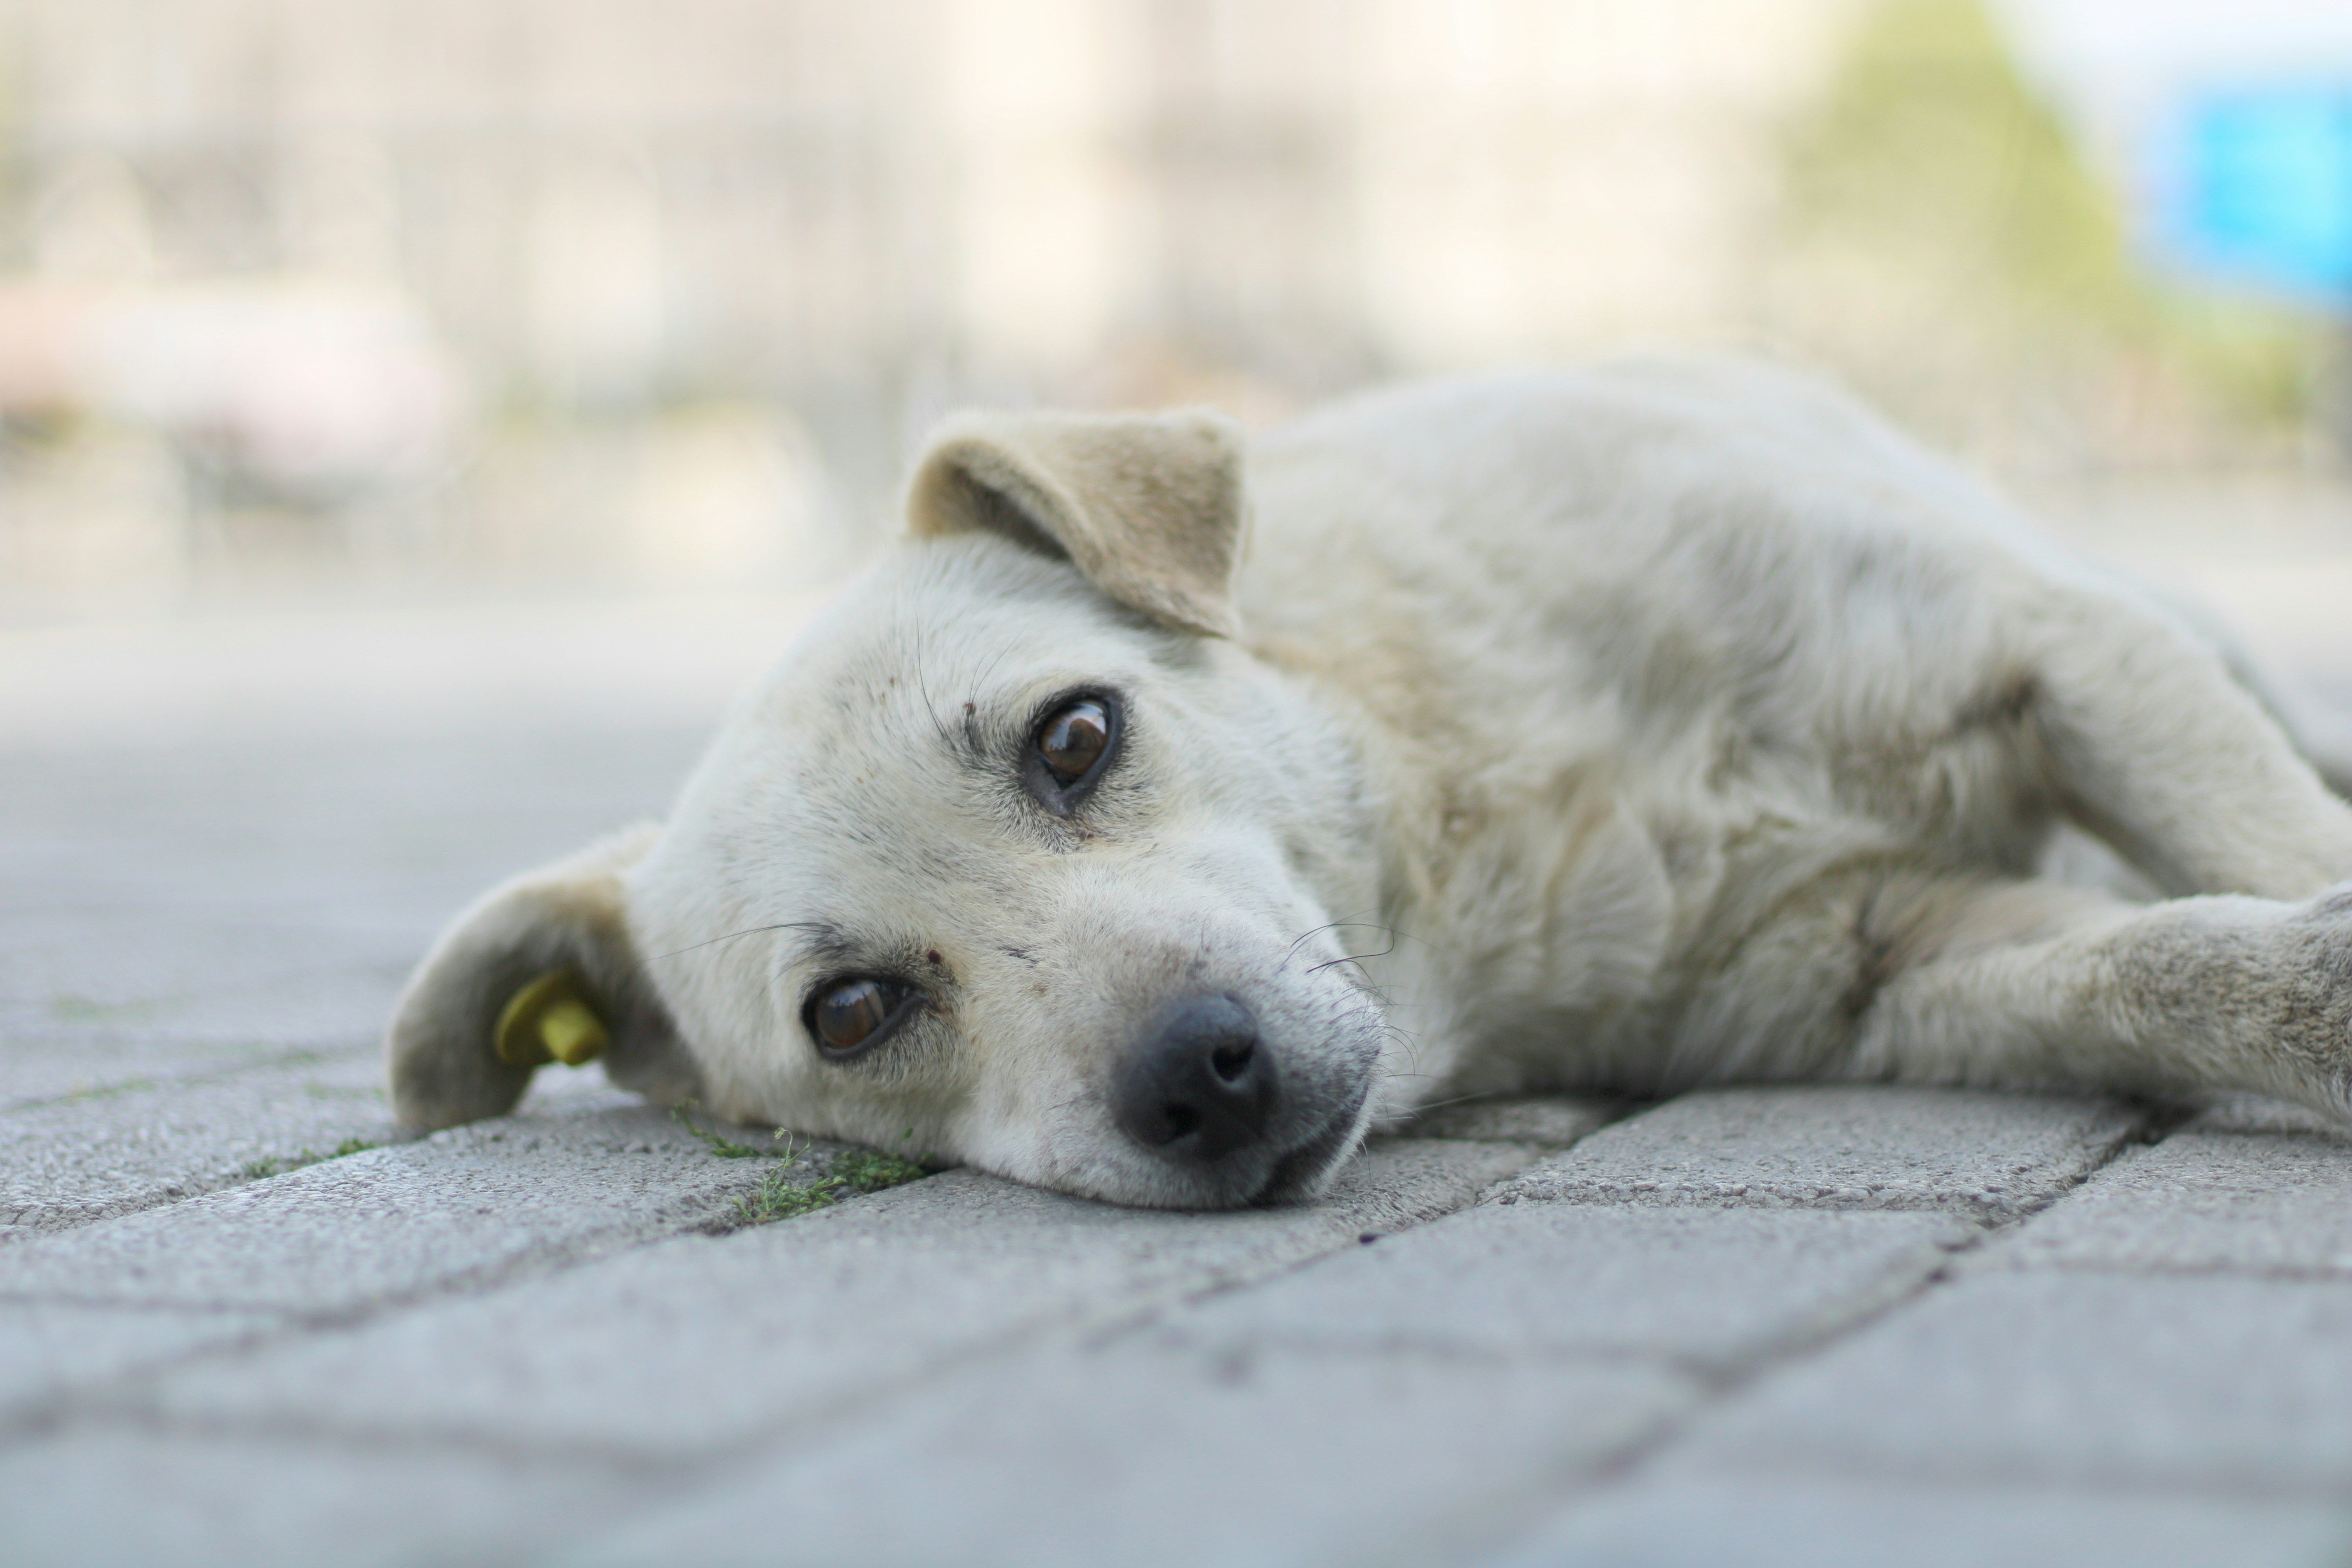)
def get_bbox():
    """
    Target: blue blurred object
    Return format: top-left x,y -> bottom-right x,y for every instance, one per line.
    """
2157,85 -> 2352,304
